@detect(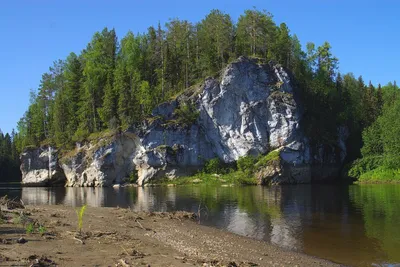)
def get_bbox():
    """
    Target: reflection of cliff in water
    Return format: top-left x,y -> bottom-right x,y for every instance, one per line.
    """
63,187 -> 139,208
21,187 -> 66,205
